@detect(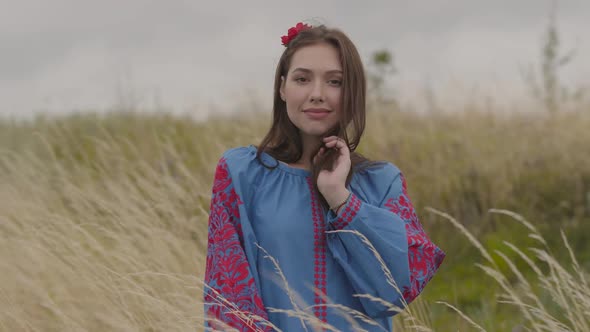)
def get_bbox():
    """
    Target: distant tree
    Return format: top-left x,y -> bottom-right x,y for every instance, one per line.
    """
522,0 -> 585,113
367,49 -> 397,107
